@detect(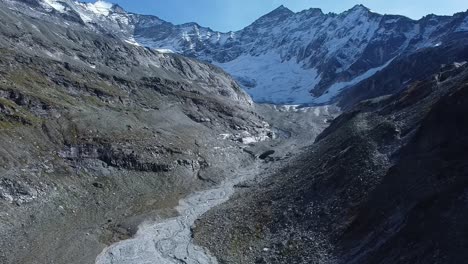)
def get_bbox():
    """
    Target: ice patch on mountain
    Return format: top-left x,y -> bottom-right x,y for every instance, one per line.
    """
60,0 -> 114,23
217,53 -> 320,105
218,53 -> 396,105
42,0 -> 66,13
